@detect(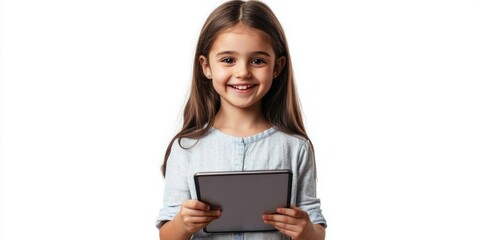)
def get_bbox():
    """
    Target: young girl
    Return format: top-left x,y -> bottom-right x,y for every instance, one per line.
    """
156,1 -> 327,239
